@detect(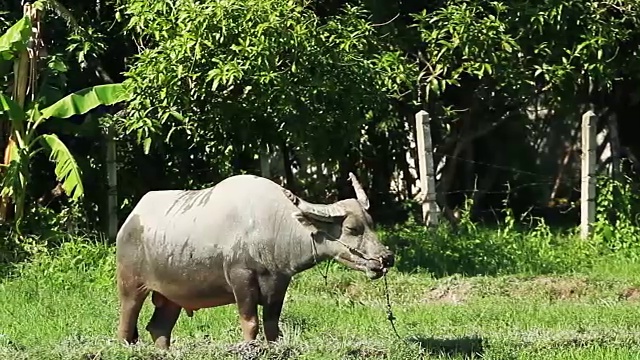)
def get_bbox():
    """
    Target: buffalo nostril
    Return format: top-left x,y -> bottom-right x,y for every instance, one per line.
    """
382,253 -> 395,268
